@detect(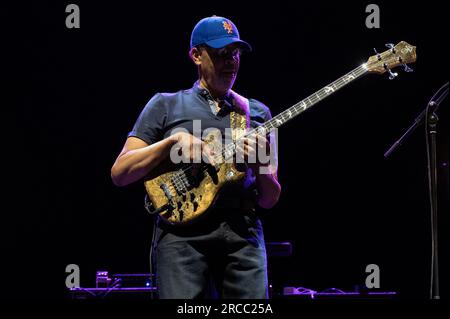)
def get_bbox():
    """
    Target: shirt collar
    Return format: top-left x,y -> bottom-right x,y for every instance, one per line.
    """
193,80 -> 231,102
